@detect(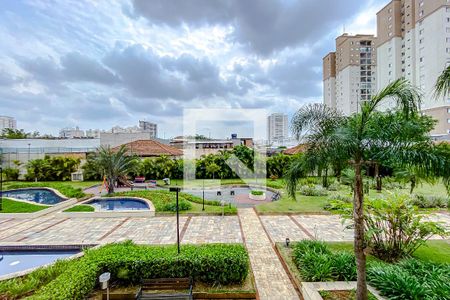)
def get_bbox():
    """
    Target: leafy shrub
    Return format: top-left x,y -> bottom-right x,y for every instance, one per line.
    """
25,156 -> 80,181
292,240 -> 355,281
28,242 -> 249,300
298,184 -> 328,196
368,259 -> 450,300
360,195 -> 447,262
3,167 -> 20,181
411,194 -> 448,209
326,182 -> 340,191
323,194 -> 352,211
251,190 -> 264,196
